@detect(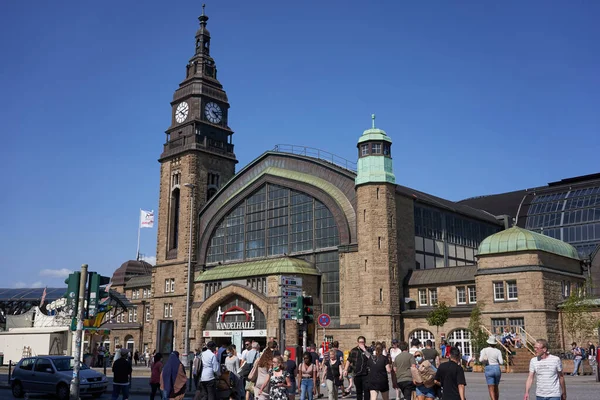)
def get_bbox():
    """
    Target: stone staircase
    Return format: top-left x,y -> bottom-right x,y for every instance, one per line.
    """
509,347 -> 533,373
